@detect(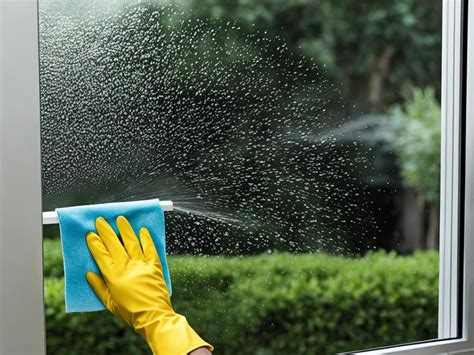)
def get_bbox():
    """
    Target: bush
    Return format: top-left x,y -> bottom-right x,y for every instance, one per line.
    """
44,239 -> 438,354
390,87 -> 441,204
